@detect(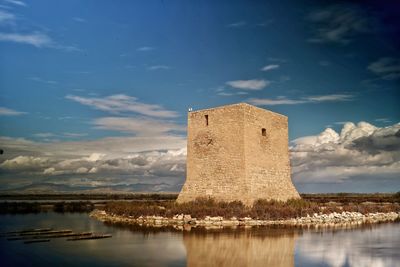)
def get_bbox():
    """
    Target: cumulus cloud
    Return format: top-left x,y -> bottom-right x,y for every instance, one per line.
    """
0,107 -> 26,116
0,148 -> 187,192
66,94 -> 179,118
248,94 -> 353,106
291,122 -> 400,183
367,57 -> 400,80
0,156 -> 51,172
226,79 -> 269,90
307,4 -> 372,44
